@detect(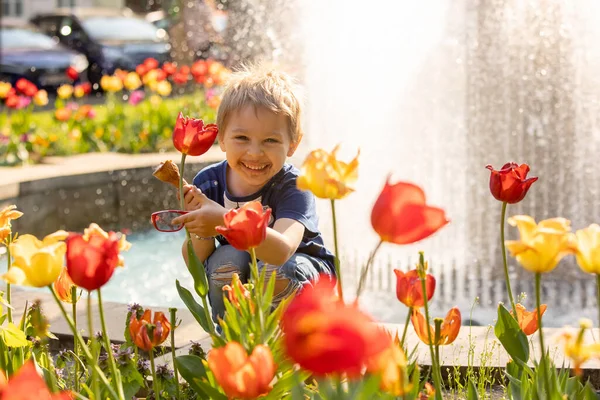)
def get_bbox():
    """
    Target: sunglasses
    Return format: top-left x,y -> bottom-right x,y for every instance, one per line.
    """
151,210 -> 188,232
